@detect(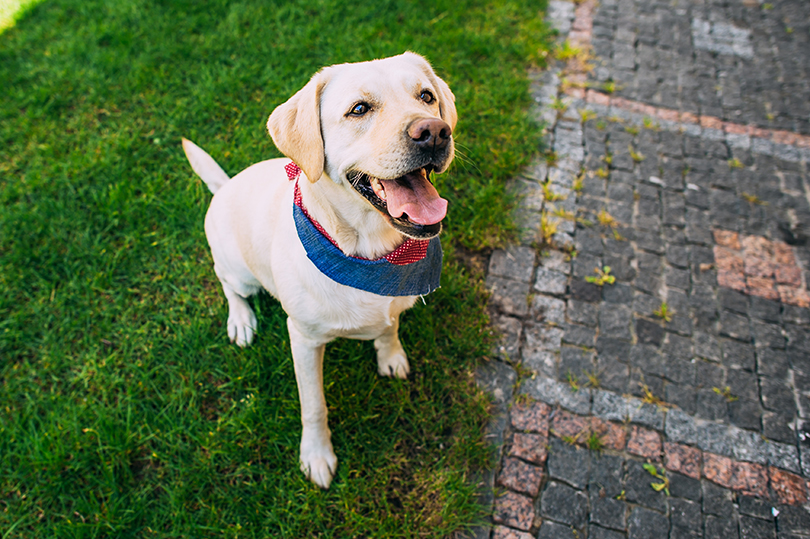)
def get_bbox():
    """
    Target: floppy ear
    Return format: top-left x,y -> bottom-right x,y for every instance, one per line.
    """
267,69 -> 330,183
403,52 -> 458,131
433,75 -> 457,131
